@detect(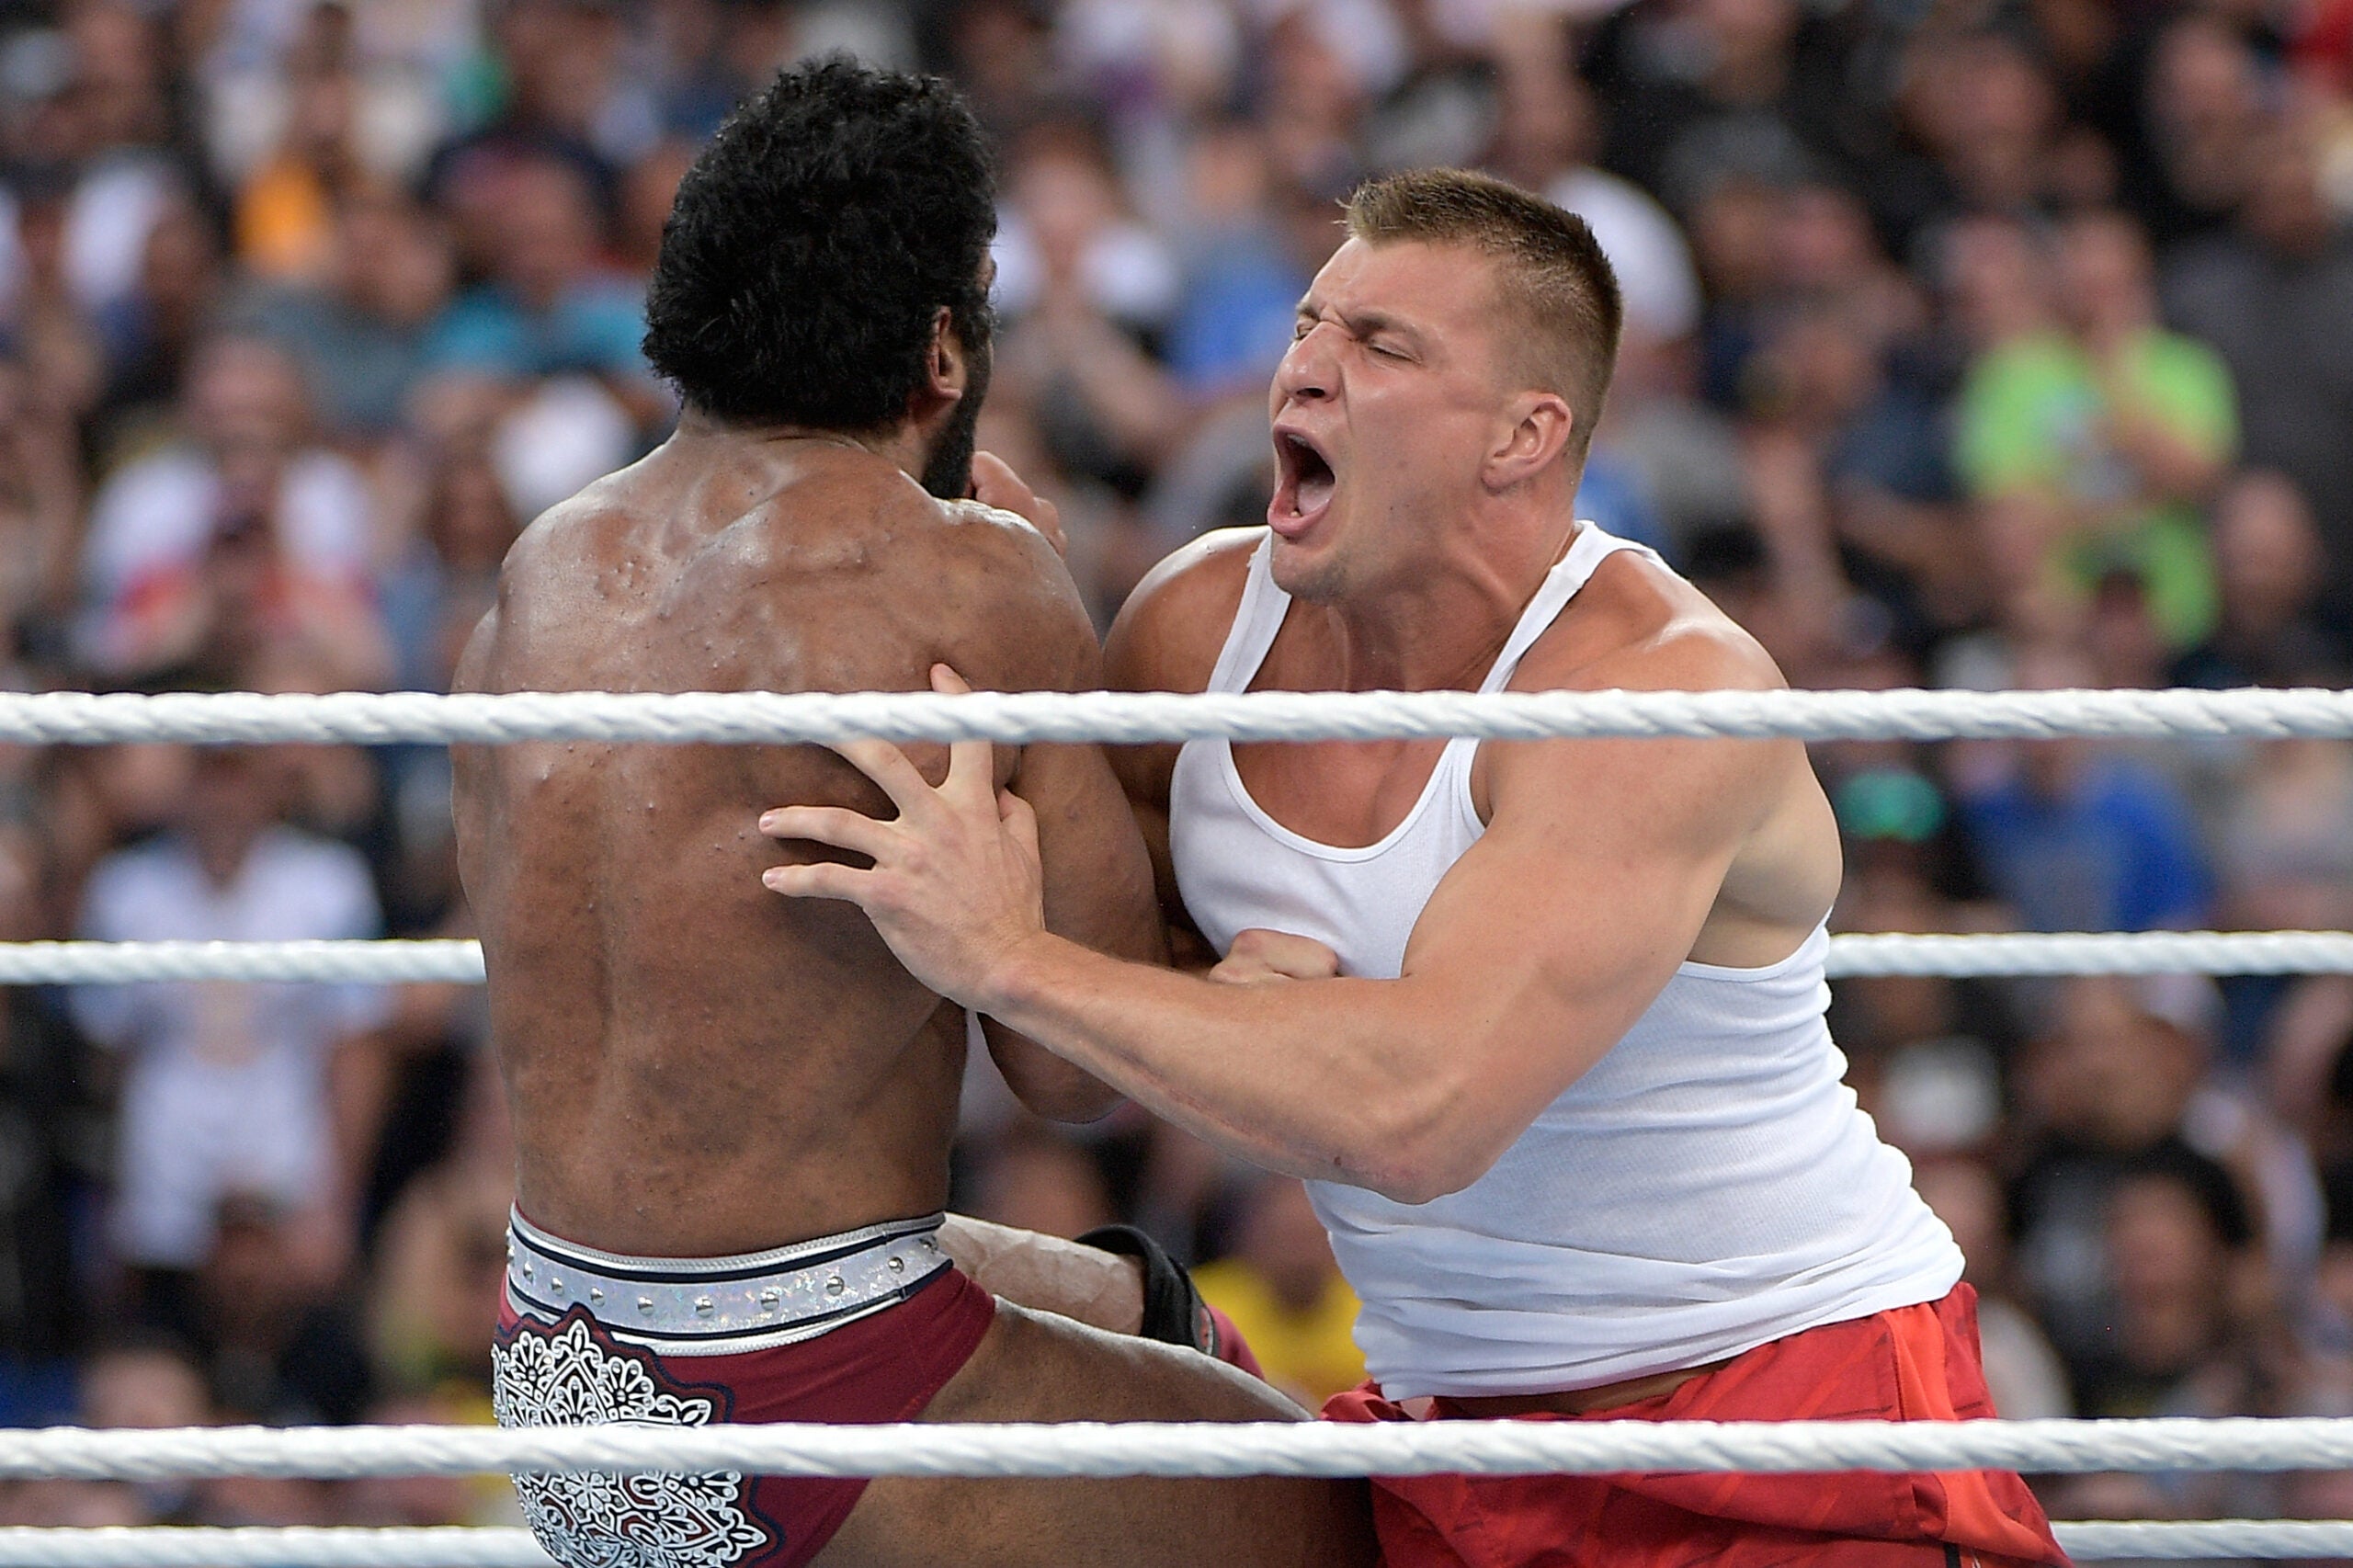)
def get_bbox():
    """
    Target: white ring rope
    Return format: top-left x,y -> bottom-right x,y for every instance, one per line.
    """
6,931 -> 2350,985
0,1531 -> 551,1568
0,941 -> 483,984
15,687 -> 2339,1562
7,1418 -> 2353,1482
0,1522 -> 2327,1566
3,686 -> 2352,746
